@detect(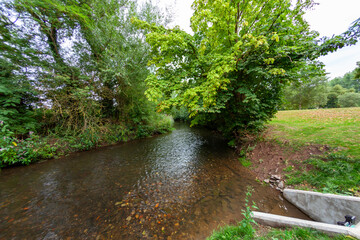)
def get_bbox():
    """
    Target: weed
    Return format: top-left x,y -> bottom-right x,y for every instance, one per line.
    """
283,165 -> 294,172
286,154 -> 360,195
239,157 -> 252,167
207,187 -> 257,240
264,227 -> 352,240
